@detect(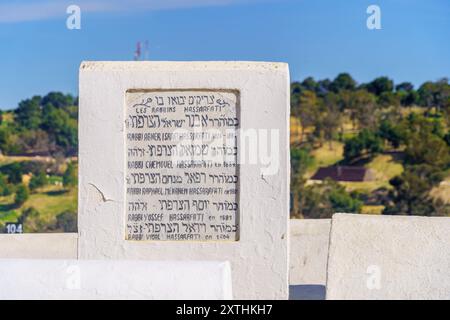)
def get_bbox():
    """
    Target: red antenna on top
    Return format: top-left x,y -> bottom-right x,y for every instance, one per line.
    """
134,41 -> 141,61
134,40 -> 149,61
